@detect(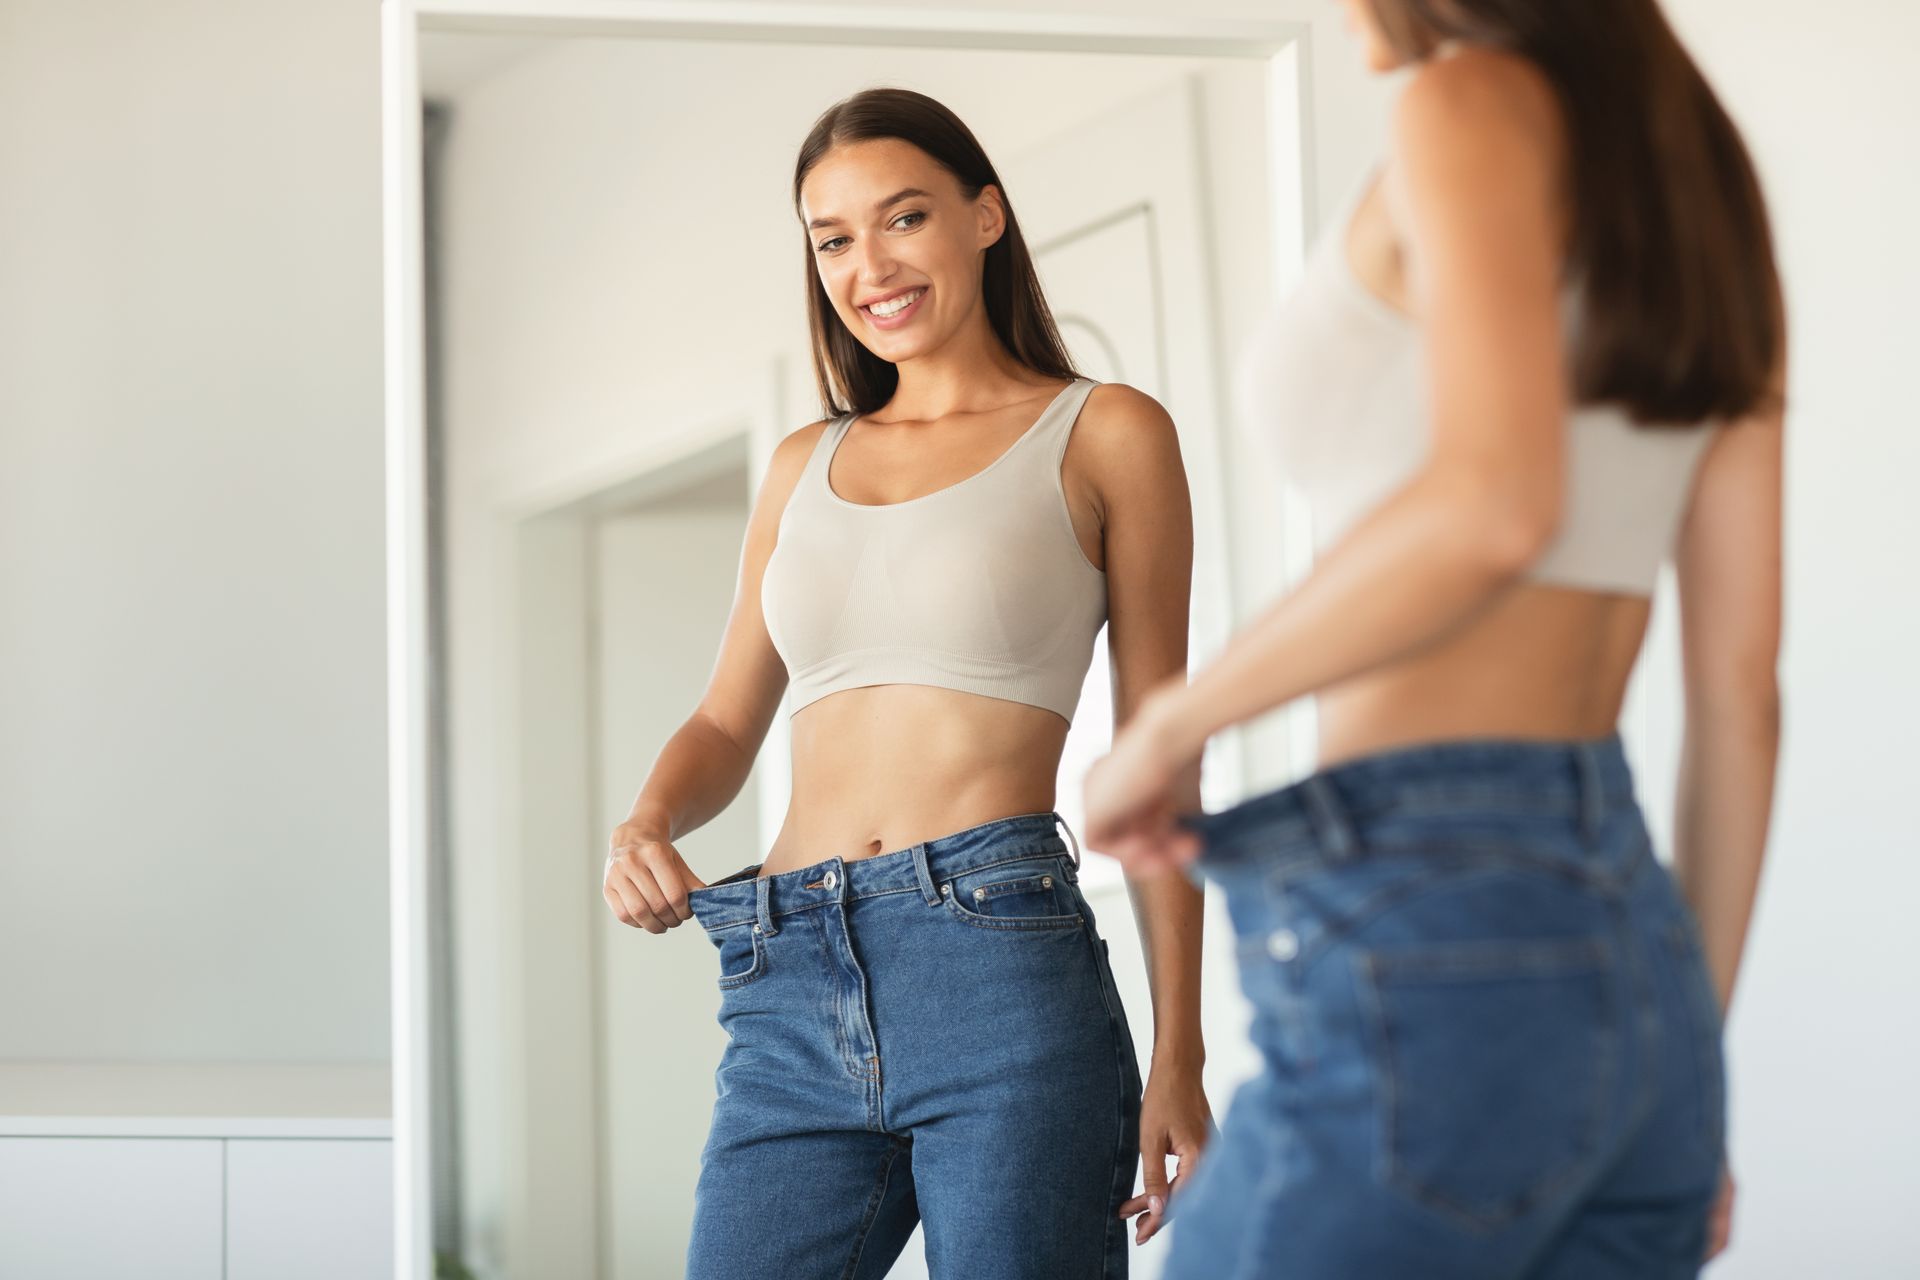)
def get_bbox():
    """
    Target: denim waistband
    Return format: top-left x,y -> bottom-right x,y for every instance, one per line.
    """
687,810 -> 1078,934
1174,734 -> 1640,874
